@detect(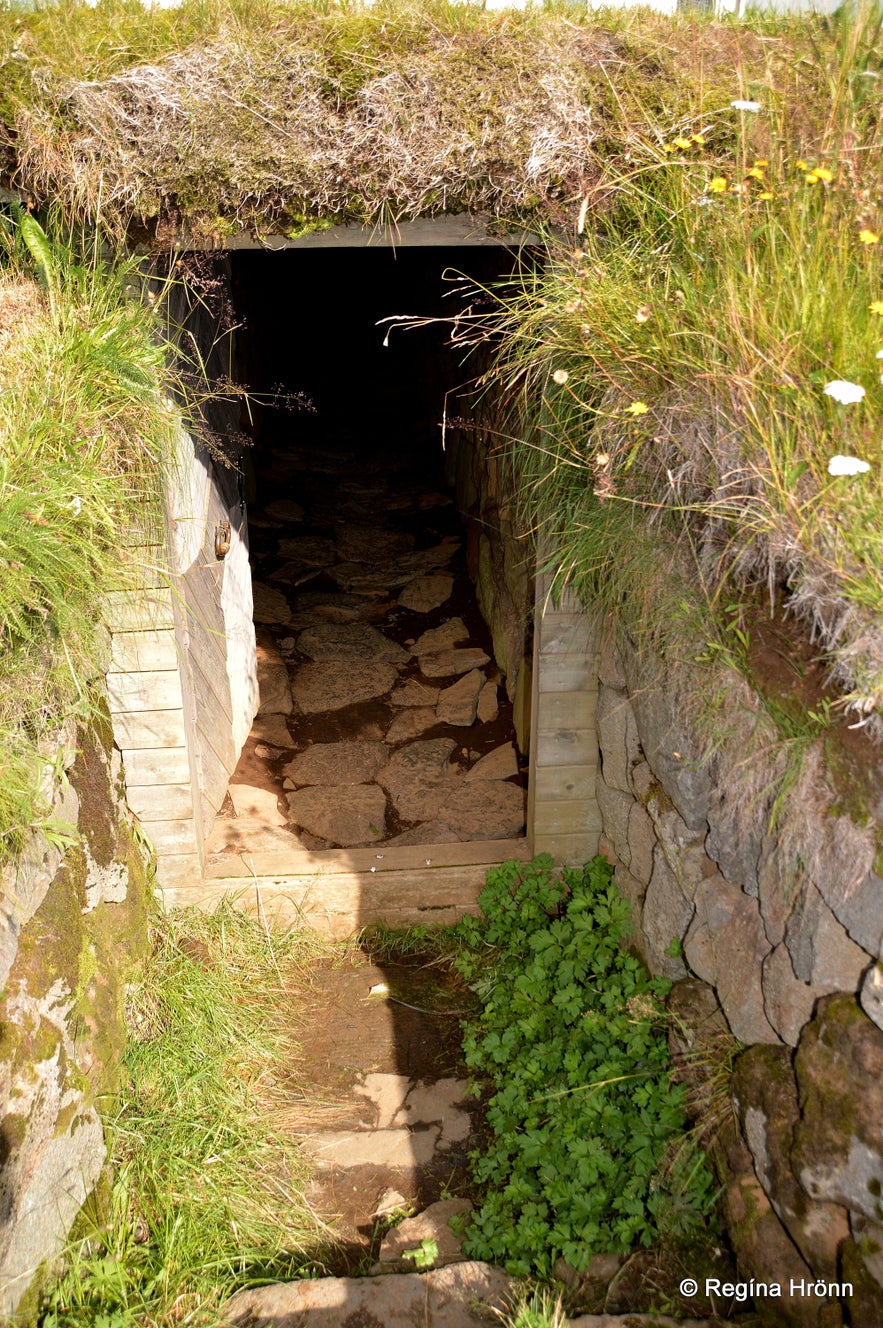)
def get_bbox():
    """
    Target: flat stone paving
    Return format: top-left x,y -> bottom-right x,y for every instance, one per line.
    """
208,435 -> 527,857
